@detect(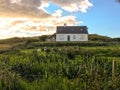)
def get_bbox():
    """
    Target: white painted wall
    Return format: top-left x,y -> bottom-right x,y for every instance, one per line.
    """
56,34 -> 88,41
